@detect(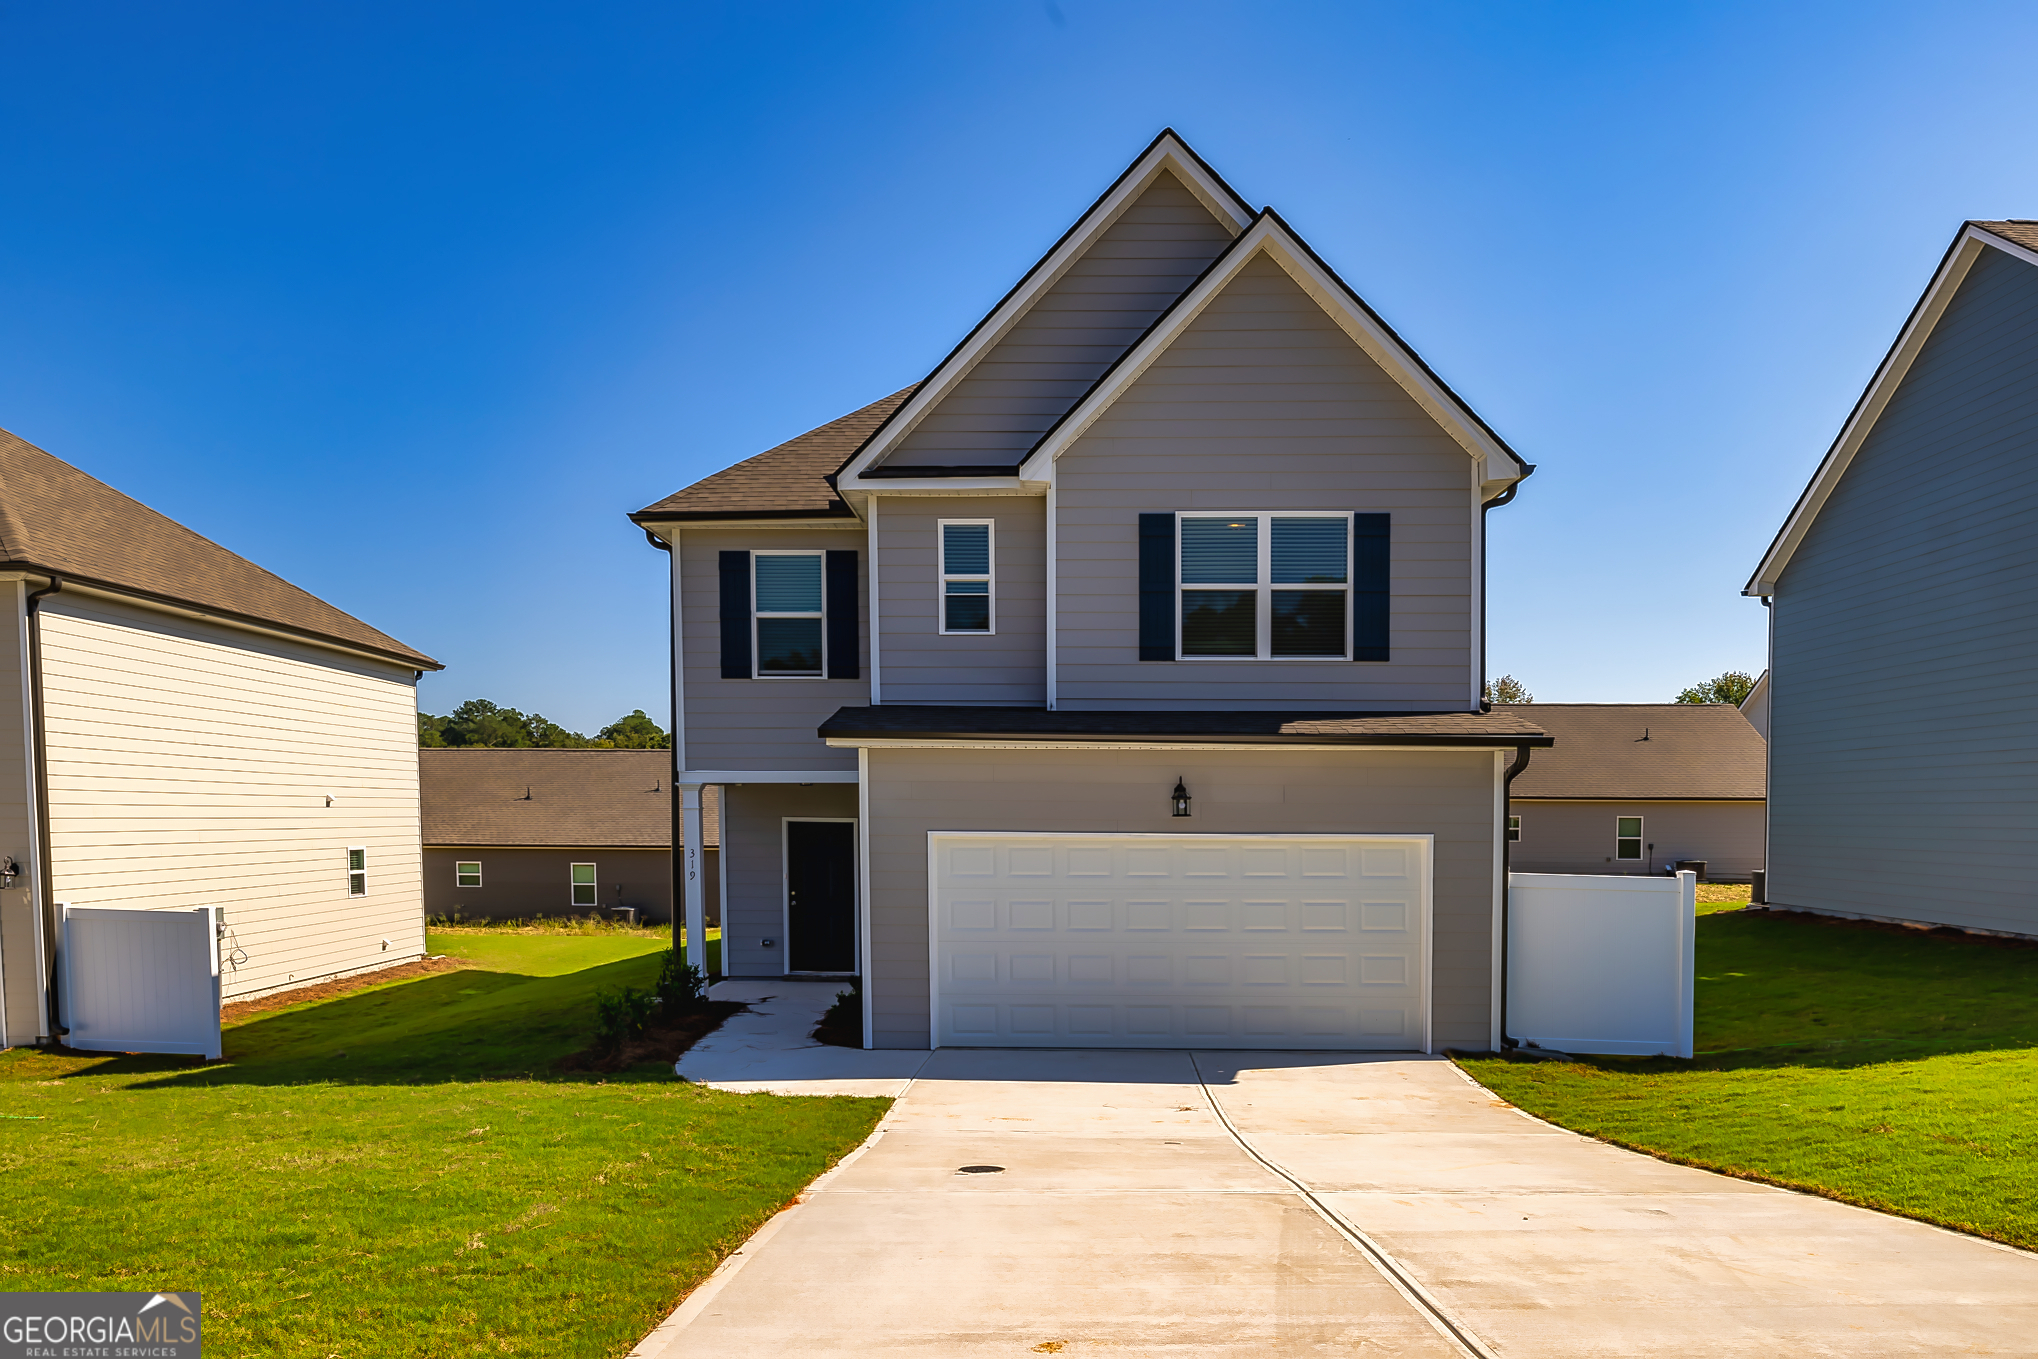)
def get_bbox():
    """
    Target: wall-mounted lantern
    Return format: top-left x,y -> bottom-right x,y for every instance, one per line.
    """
0,857 -> 17,889
1171,778 -> 1192,818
